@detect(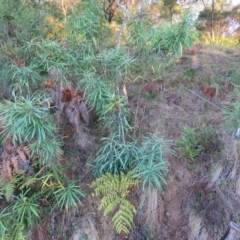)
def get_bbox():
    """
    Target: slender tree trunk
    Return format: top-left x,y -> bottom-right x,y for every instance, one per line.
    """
170,0 -> 174,24
210,0 -> 215,42
61,0 -> 67,23
116,3 -> 129,48
116,2 -> 129,103
170,8 -> 173,24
